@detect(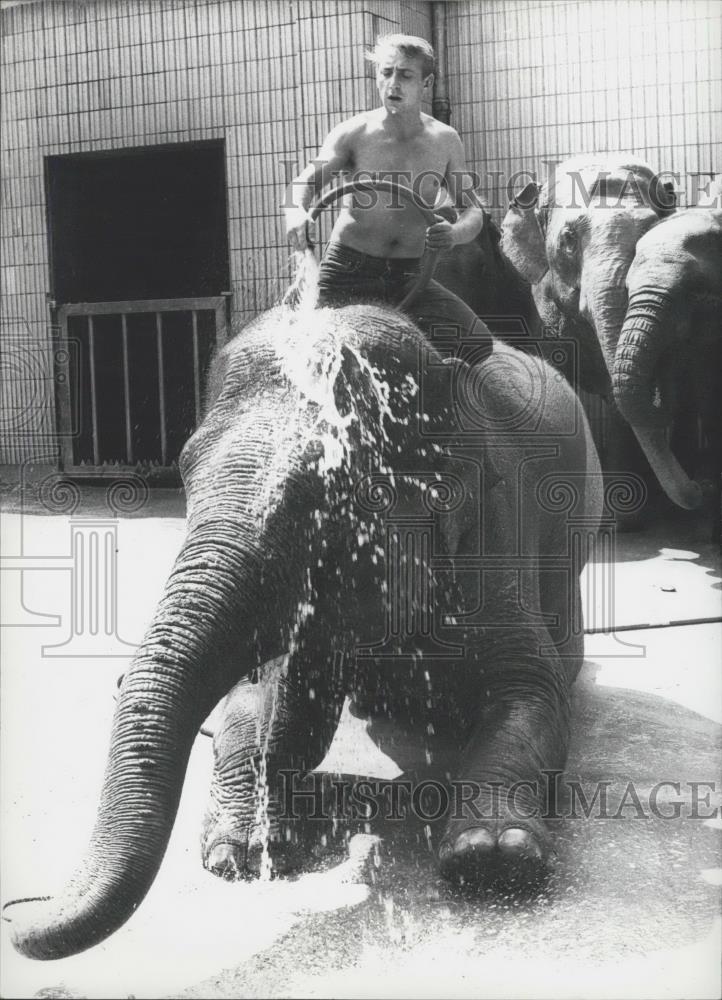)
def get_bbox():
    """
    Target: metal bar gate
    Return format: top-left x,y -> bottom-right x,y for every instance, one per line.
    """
55,296 -> 228,477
